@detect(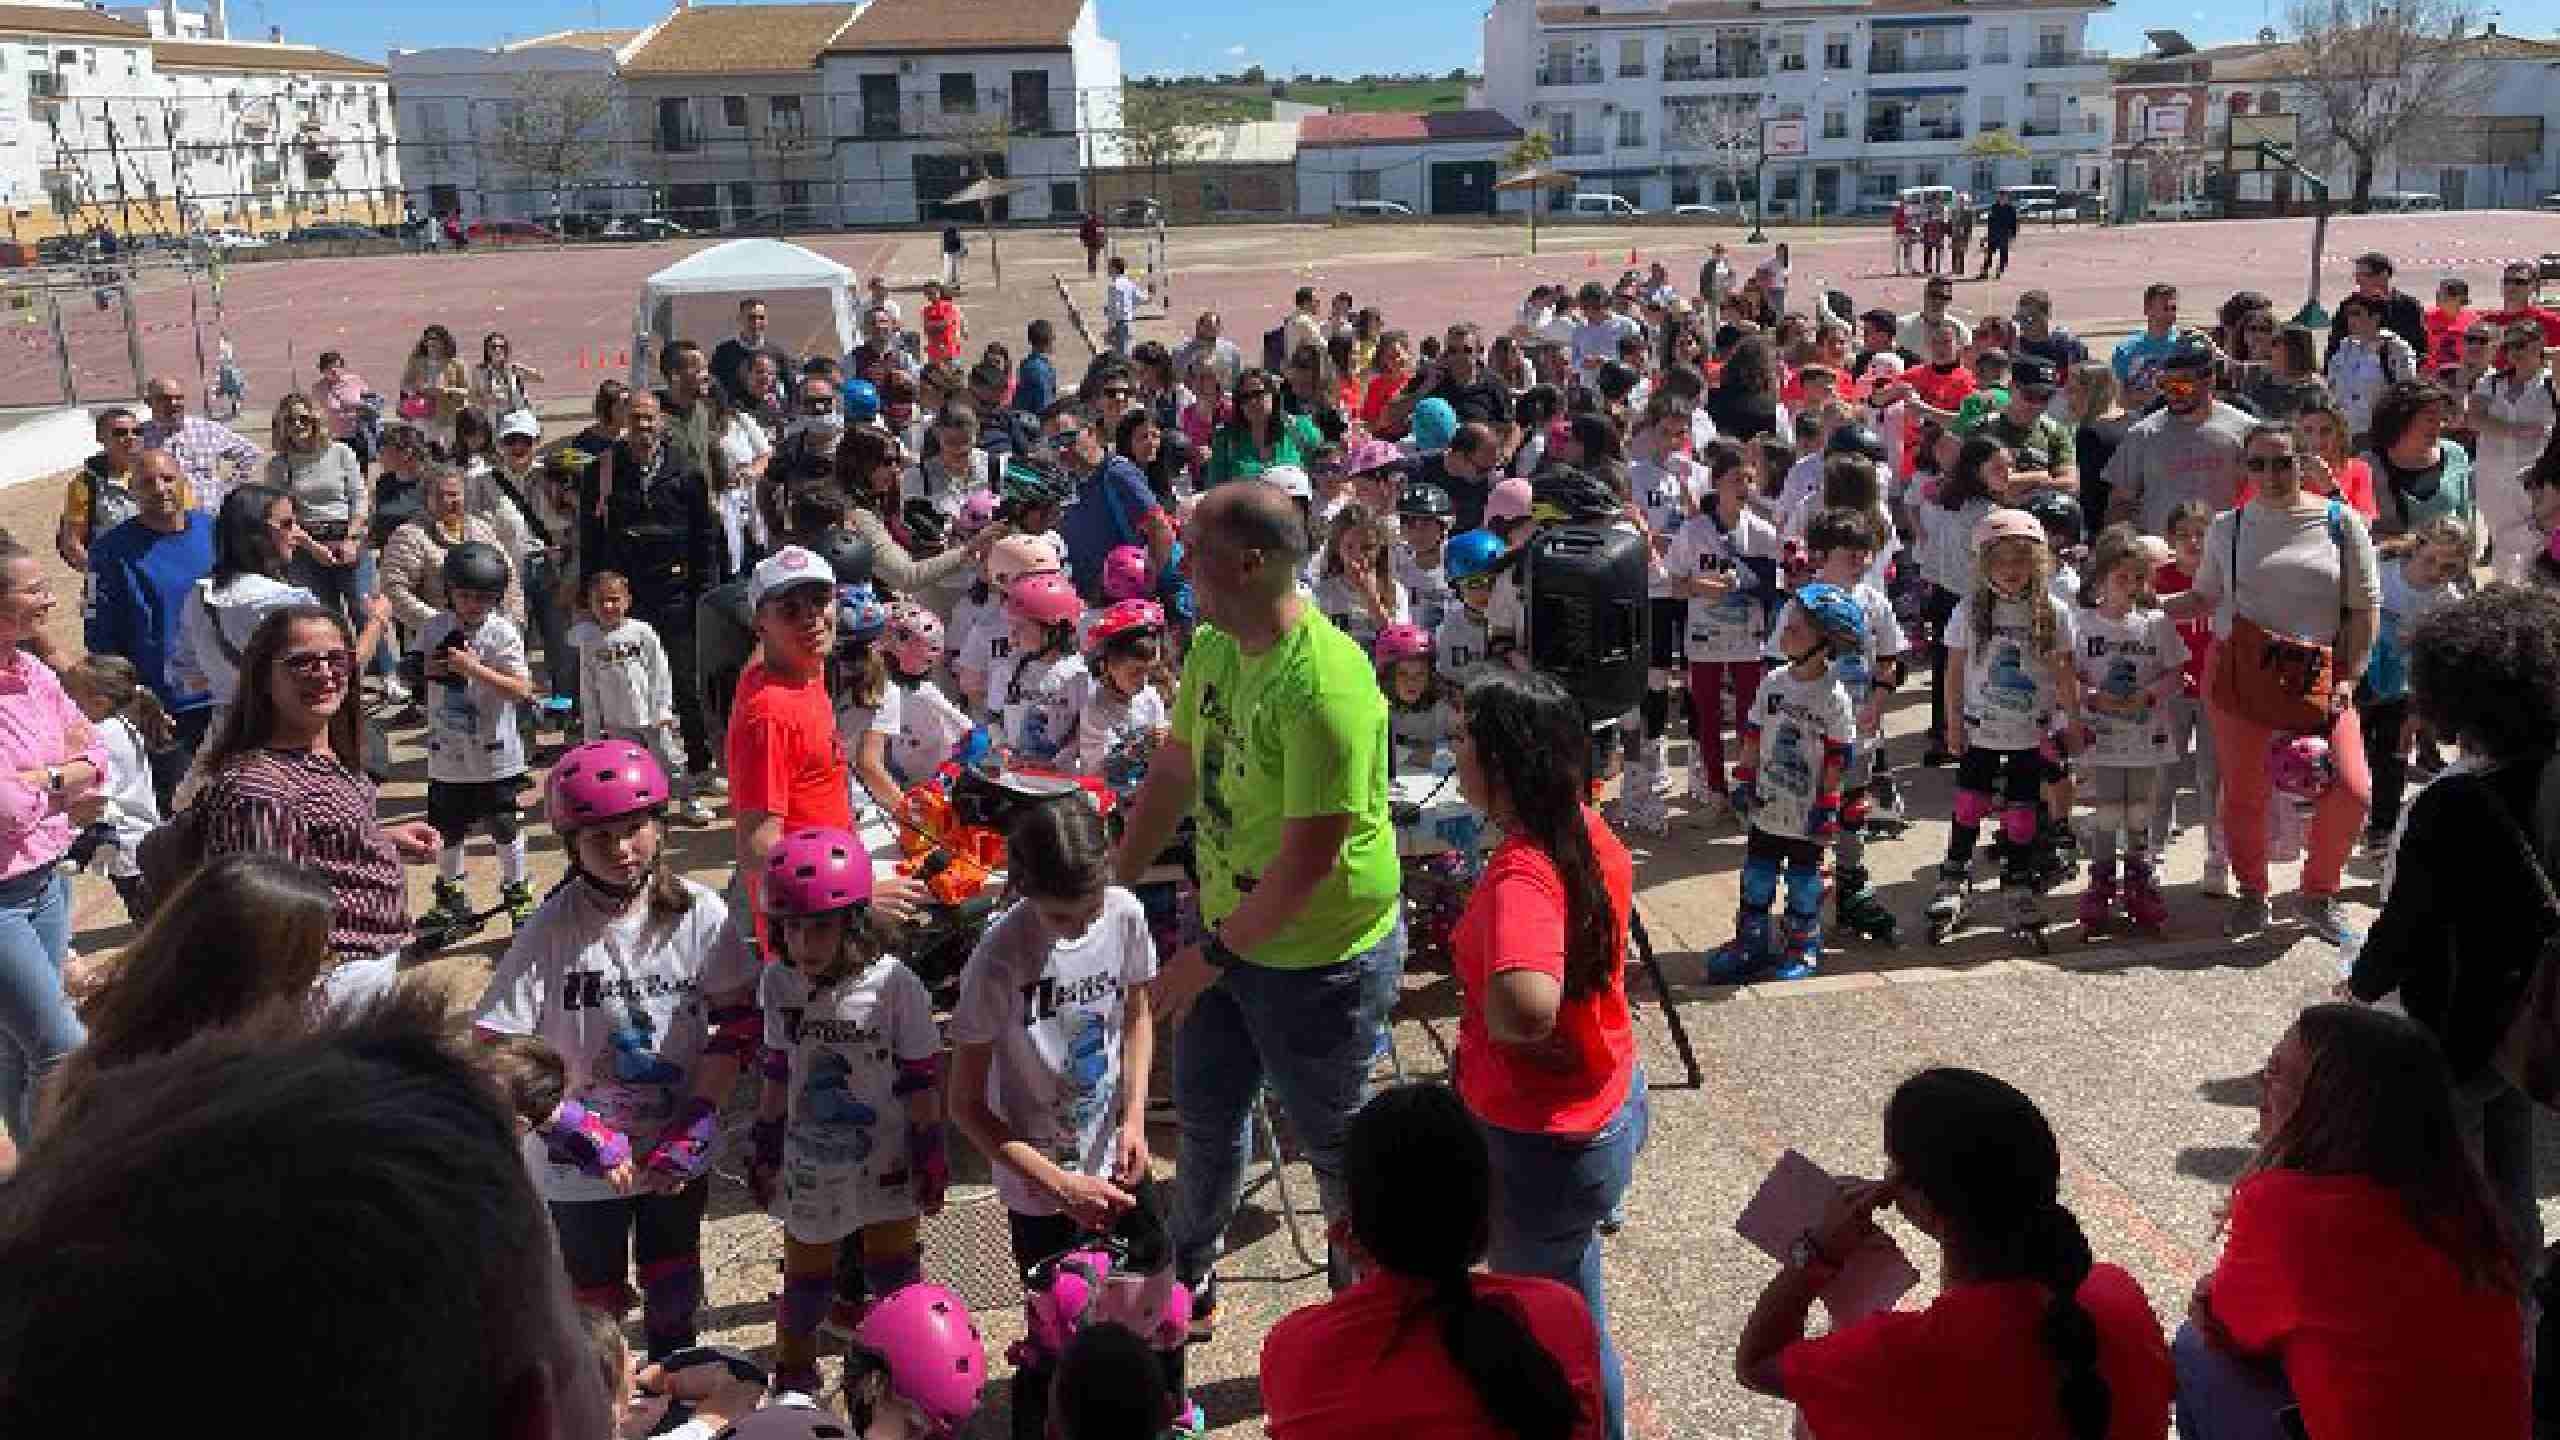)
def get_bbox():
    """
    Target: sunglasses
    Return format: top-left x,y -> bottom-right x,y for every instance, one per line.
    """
1103,386 -> 1134,397
2243,454 -> 2297,473
106,425 -> 140,438
281,648 -> 357,679
2160,374 -> 2204,389
1237,389 -> 1272,401
1048,427 -> 1085,446
1454,574 -> 1495,592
